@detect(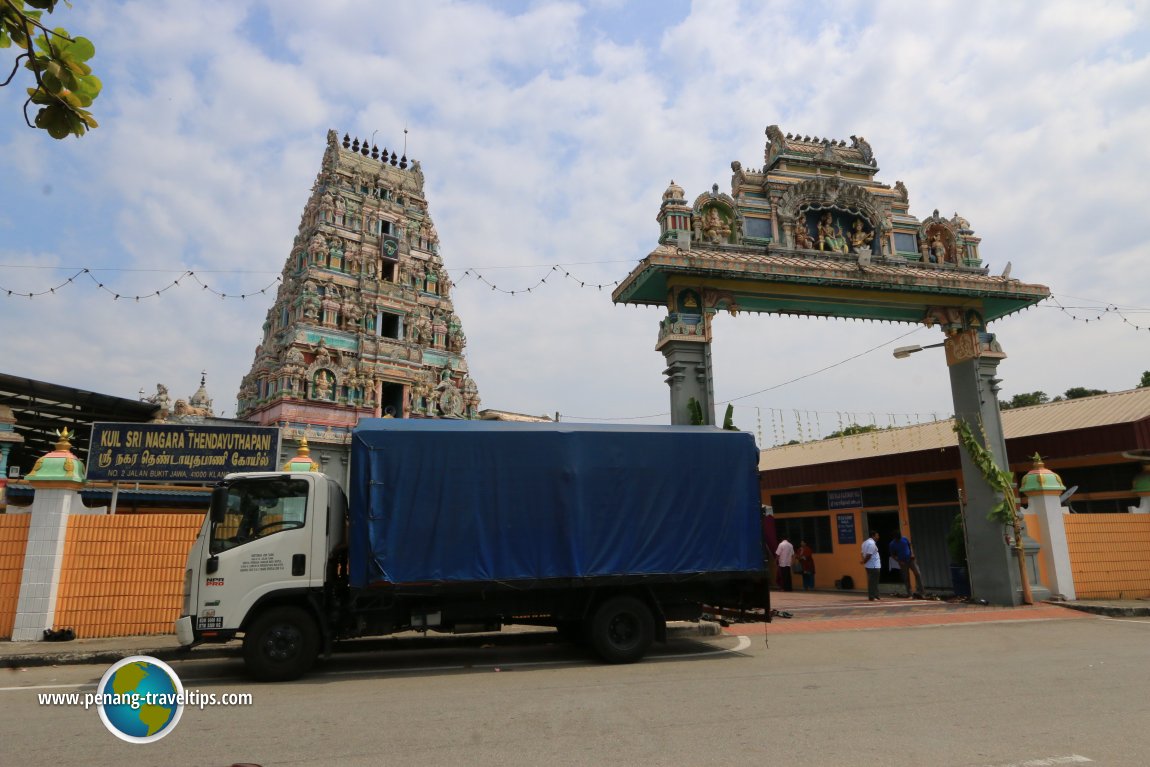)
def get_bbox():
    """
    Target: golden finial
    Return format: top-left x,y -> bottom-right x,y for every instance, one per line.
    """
1030,452 -> 1045,467
298,437 -> 311,455
54,427 -> 73,452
